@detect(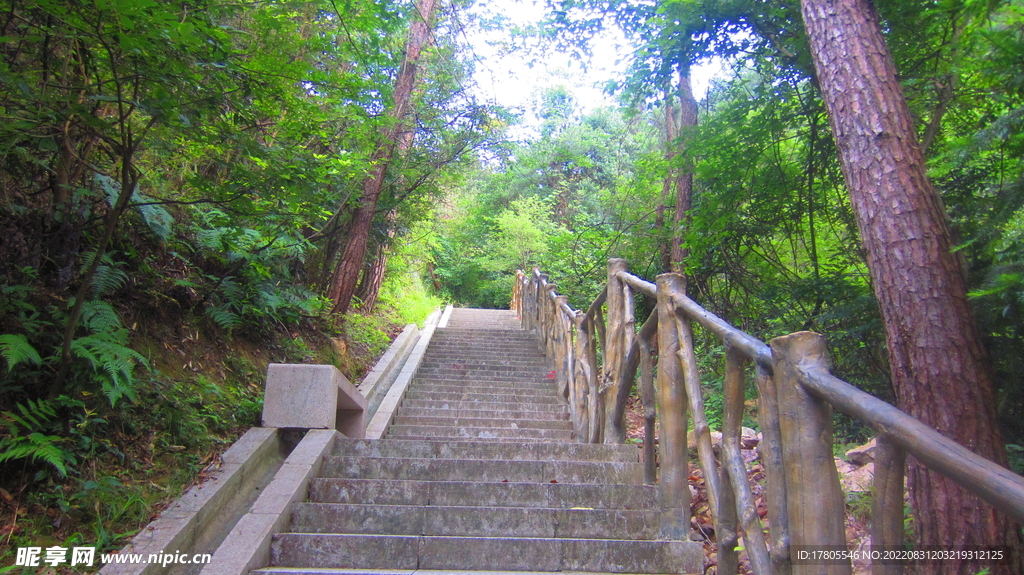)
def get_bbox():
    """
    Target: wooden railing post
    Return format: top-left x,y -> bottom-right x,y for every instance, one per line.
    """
571,312 -> 590,441
871,434 -> 905,575
770,331 -> 850,575
656,273 -> 690,539
604,258 -> 629,443
554,295 -> 571,400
